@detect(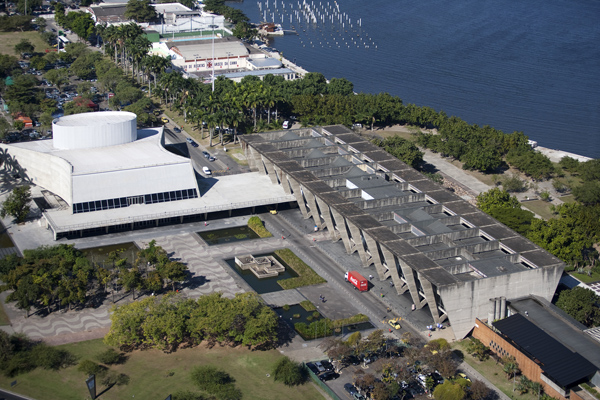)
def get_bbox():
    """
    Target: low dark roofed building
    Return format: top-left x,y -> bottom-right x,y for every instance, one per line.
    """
494,313 -> 597,388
